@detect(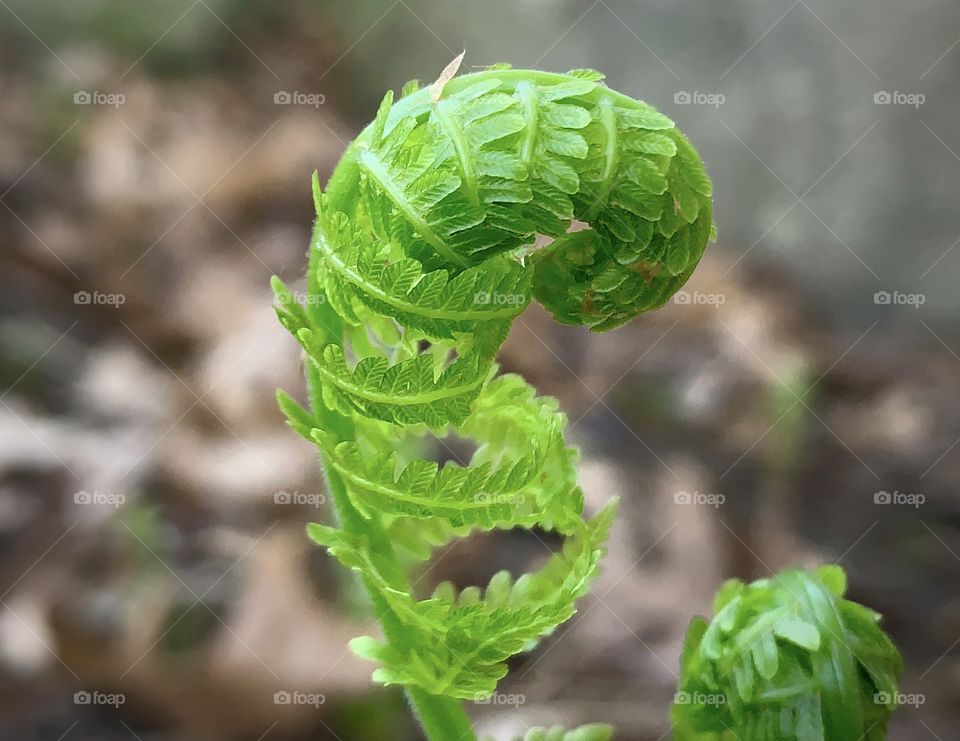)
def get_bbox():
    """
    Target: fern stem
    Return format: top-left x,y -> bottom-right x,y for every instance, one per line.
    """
326,463 -> 476,740
434,99 -> 480,206
304,227 -> 476,741
407,687 -> 477,741
516,80 -> 539,166
585,96 -> 619,219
